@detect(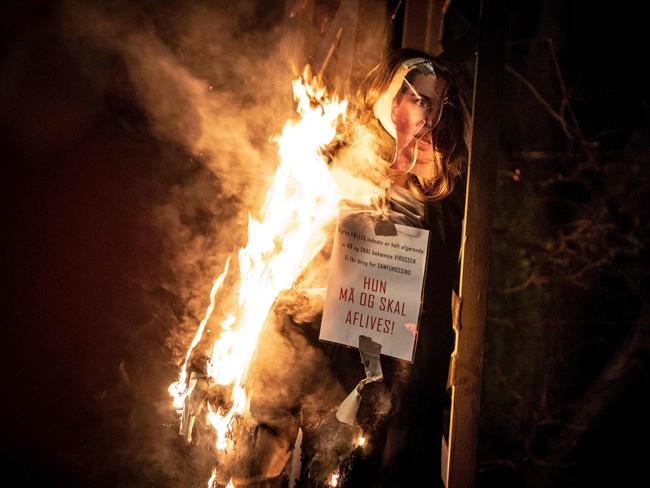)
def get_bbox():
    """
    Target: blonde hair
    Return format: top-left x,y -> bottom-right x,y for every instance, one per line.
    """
356,49 -> 467,202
